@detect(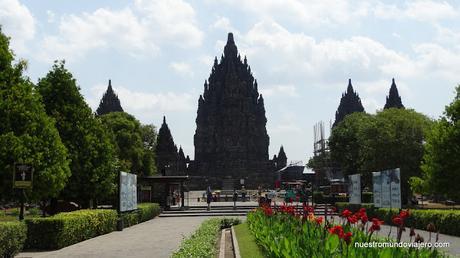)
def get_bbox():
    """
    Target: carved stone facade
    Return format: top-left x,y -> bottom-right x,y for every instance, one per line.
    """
384,78 -> 404,109
96,80 -> 123,116
187,33 -> 279,189
333,79 -> 365,127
